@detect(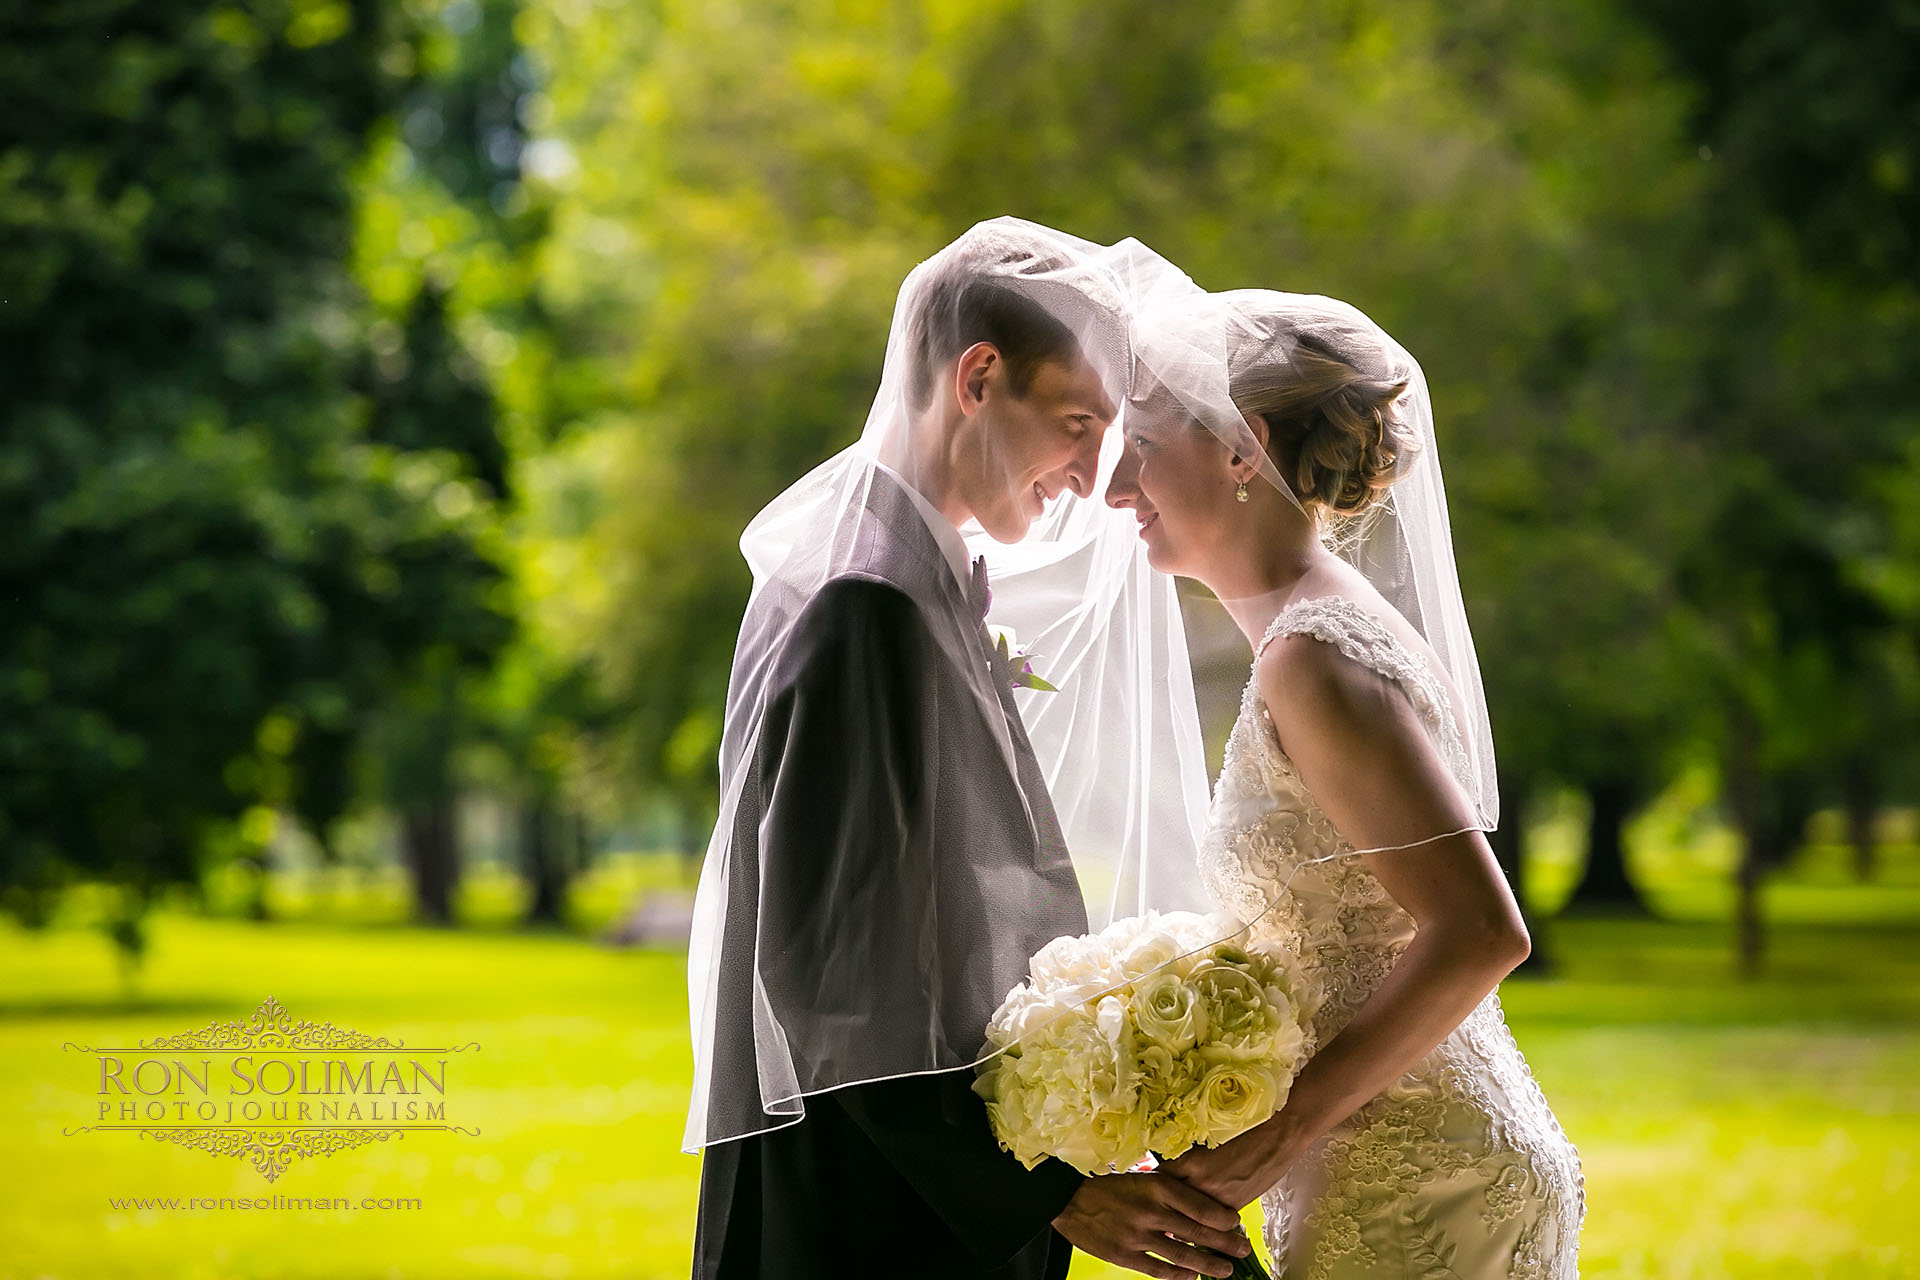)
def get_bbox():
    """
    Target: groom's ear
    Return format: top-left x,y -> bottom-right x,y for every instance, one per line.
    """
953,341 -> 1000,417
